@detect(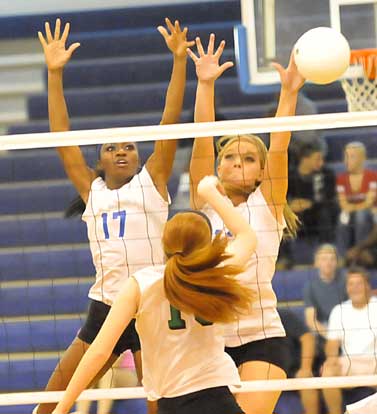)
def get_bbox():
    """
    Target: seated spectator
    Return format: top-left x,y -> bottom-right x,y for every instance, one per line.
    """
304,244 -> 347,363
322,267 -> 377,414
288,141 -> 338,243
336,142 -> 377,256
346,222 -> 377,269
278,308 -> 319,414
